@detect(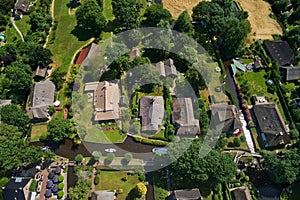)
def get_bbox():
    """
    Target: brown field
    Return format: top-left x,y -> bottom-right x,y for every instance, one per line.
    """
162,0 -> 206,19
236,0 -> 283,42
